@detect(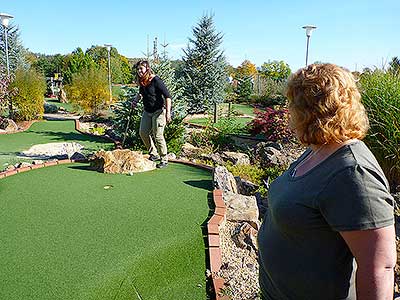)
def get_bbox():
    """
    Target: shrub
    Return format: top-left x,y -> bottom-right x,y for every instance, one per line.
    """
44,102 -> 59,113
248,106 -> 294,142
65,67 -> 109,115
227,163 -> 285,196
189,117 -> 243,151
10,68 -> 46,121
359,70 -> 400,186
250,77 -> 287,107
